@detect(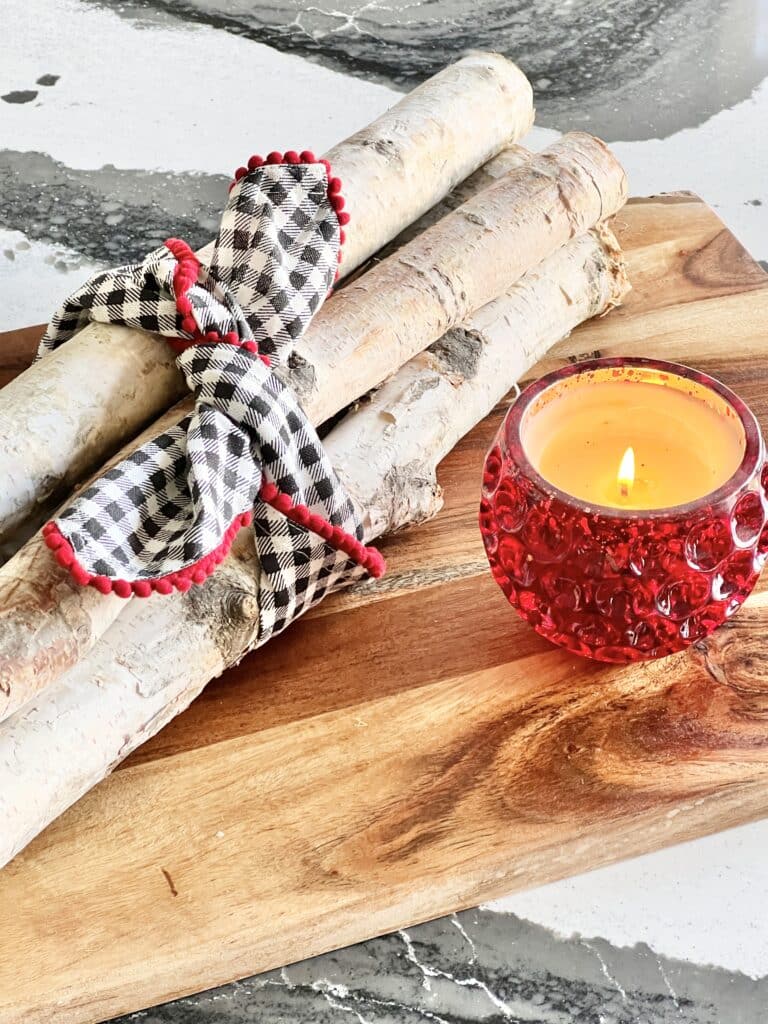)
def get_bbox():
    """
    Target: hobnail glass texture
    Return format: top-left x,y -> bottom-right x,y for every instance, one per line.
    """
480,359 -> 767,662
